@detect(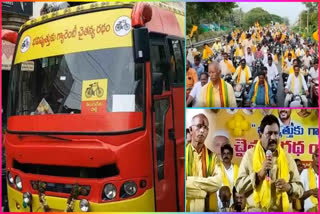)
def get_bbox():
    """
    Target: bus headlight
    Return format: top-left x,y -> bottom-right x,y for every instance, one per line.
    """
79,199 -> 89,212
103,184 -> 116,200
15,175 -> 23,190
7,172 -> 14,185
123,181 -> 137,196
